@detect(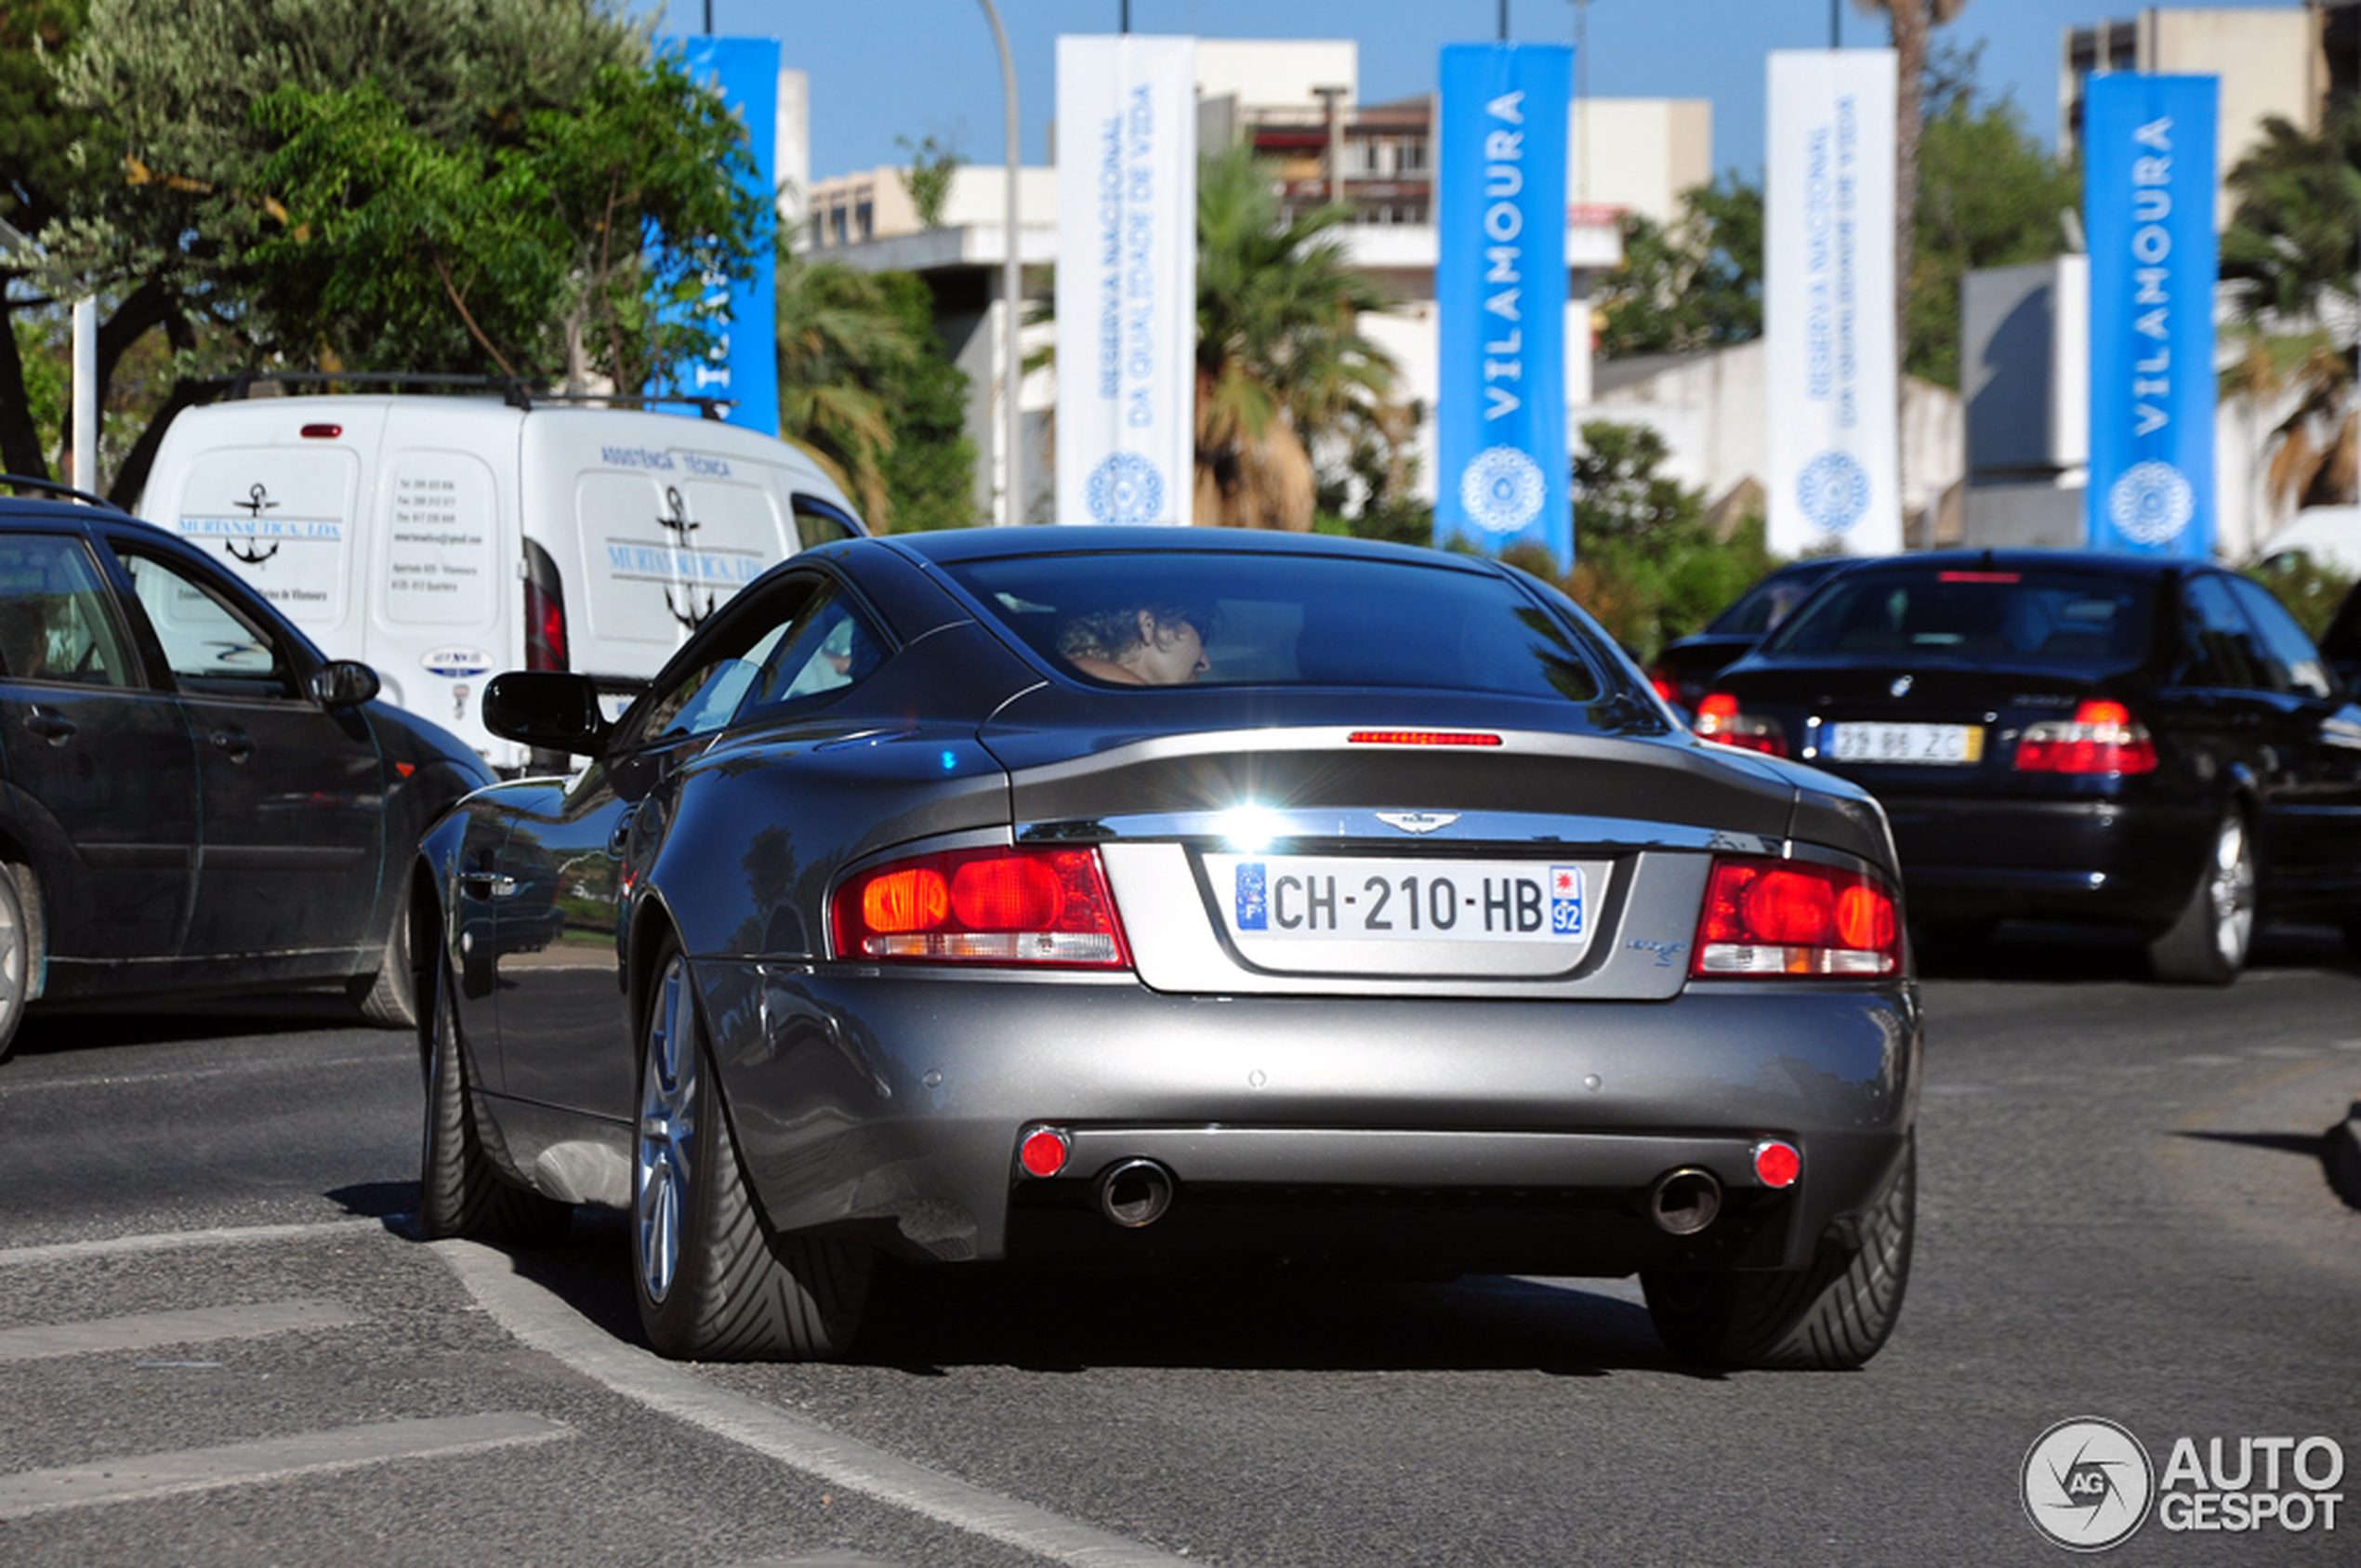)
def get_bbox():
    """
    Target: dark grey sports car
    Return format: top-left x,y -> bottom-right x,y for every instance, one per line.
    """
413,528 -> 1921,1370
